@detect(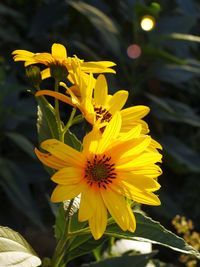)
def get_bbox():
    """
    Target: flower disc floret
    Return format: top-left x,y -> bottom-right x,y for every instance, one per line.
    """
85,154 -> 116,189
